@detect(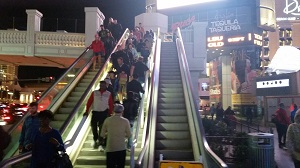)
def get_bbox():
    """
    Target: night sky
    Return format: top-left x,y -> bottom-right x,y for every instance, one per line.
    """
0,0 -> 146,31
0,0 -> 145,82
